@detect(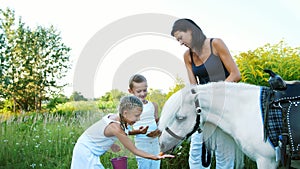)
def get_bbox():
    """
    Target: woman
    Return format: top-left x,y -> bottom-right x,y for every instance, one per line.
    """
171,18 -> 241,169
